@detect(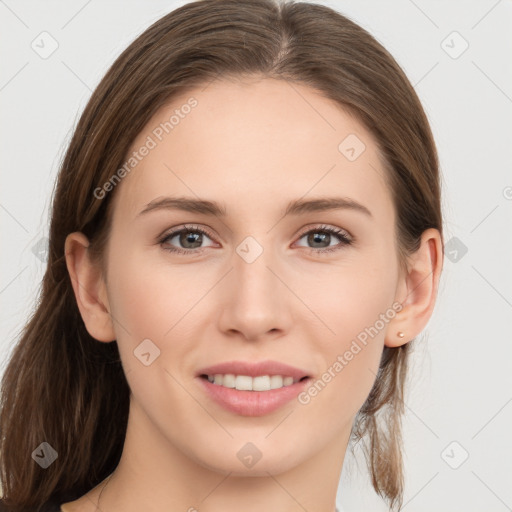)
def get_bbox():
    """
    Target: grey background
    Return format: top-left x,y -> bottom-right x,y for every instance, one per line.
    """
1,1 -> 511,510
